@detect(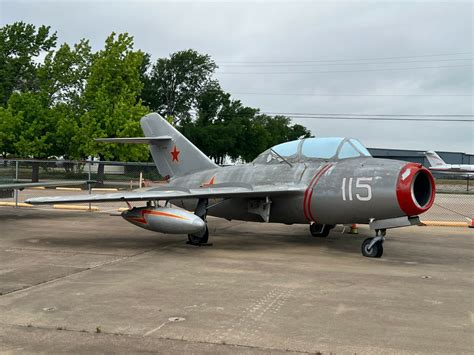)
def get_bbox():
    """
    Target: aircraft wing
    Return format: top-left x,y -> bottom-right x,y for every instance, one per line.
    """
0,180 -> 87,190
25,184 -> 305,205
